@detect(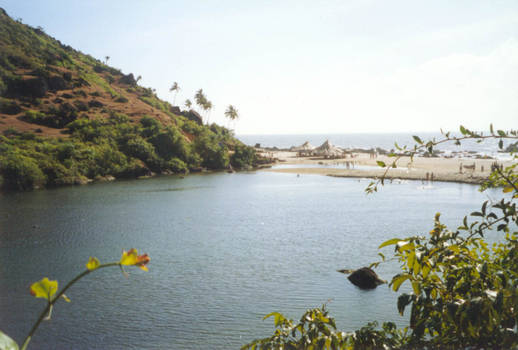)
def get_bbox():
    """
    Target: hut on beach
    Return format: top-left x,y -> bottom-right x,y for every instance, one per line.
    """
290,141 -> 315,156
314,140 -> 345,158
